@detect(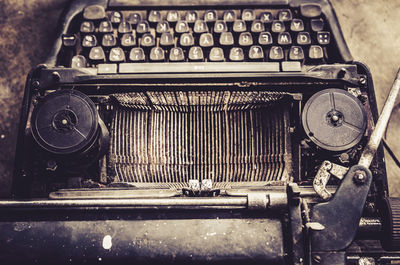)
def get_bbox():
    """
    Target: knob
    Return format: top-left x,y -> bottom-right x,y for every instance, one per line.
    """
380,197 -> 400,250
